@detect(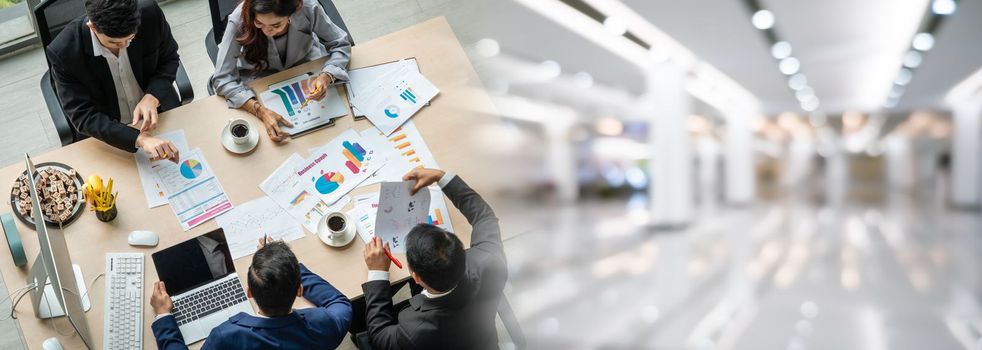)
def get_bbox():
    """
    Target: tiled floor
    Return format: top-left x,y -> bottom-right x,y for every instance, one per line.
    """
0,0 -> 483,348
